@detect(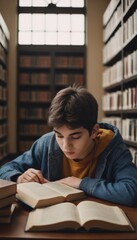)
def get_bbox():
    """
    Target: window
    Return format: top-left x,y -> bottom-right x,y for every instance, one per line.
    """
18,0 -> 86,45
